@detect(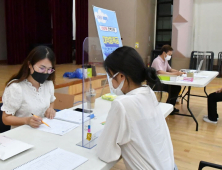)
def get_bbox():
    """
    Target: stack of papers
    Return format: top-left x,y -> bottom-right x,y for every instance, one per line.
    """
0,136 -> 33,160
14,148 -> 88,170
35,109 -> 93,136
54,109 -> 91,124
36,118 -> 79,136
